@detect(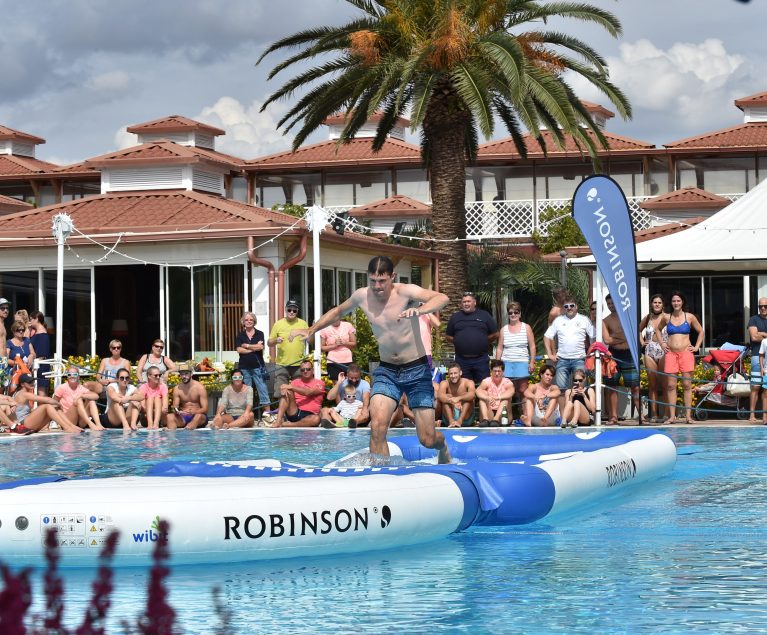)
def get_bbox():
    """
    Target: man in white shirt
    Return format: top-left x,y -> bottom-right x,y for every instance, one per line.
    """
544,296 -> 595,413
